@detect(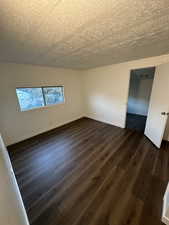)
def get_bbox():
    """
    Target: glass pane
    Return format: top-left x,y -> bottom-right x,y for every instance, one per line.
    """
43,87 -> 64,105
16,88 -> 44,111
